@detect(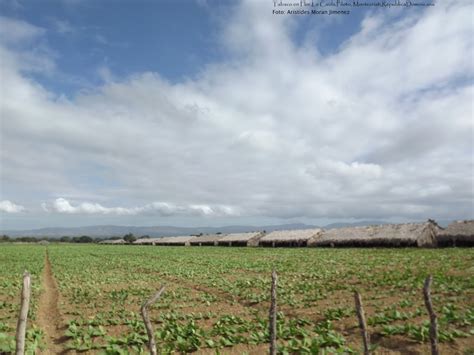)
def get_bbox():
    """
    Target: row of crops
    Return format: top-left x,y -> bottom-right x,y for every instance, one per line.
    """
0,245 -> 44,353
1,244 -> 473,354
